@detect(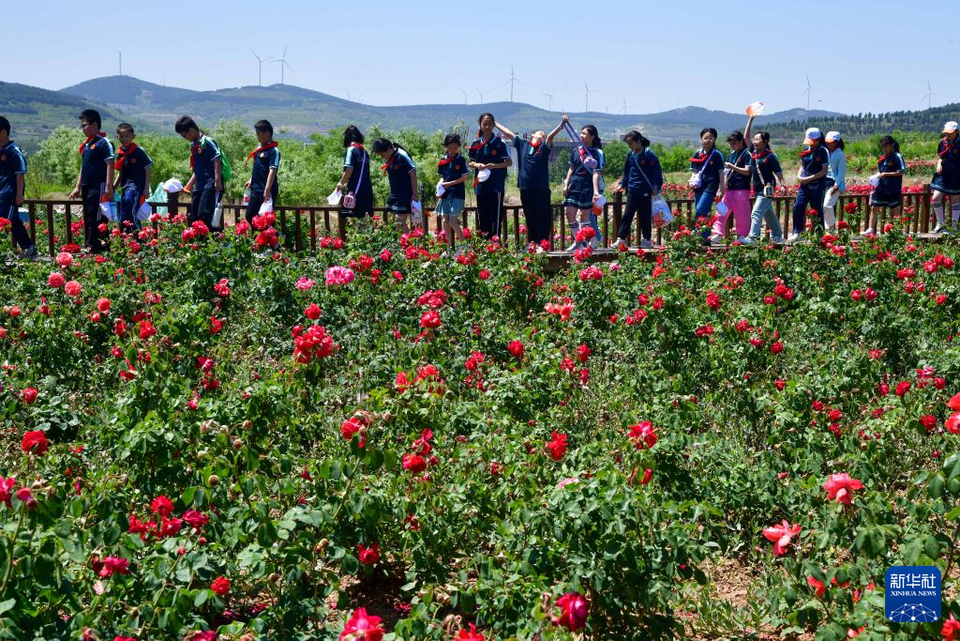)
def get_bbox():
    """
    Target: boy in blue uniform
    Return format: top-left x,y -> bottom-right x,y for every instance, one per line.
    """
113,123 -> 152,232
468,113 -> 512,239
244,119 -> 280,224
0,116 -> 35,259
68,109 -> 114,253
436,134 -> 470,251
175,116 -> 223,229
790,127 -> 829,242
